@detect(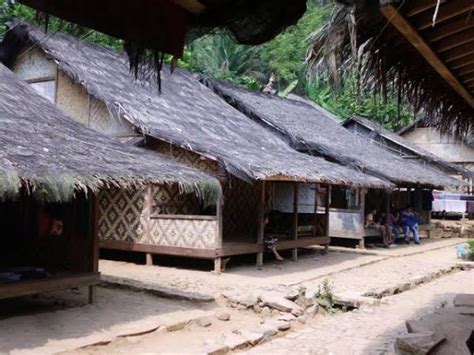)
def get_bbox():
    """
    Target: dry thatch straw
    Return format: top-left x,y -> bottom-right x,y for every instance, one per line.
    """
306,0 -> 473,139
345,116 -> 473,180
206,79 -> 464,190
1,22 -> 391,189
0,63 -> 220,203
